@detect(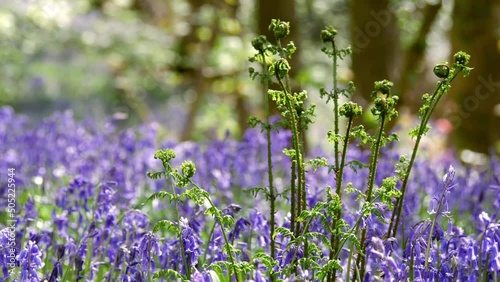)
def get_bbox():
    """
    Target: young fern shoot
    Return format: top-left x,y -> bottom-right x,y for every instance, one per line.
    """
249,35 -> 277,263
319,25 -> 360,282
147,149 -> 241,281
356,80 -> 399,280
388,52 -> 472,238
267,19 -> 312,243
